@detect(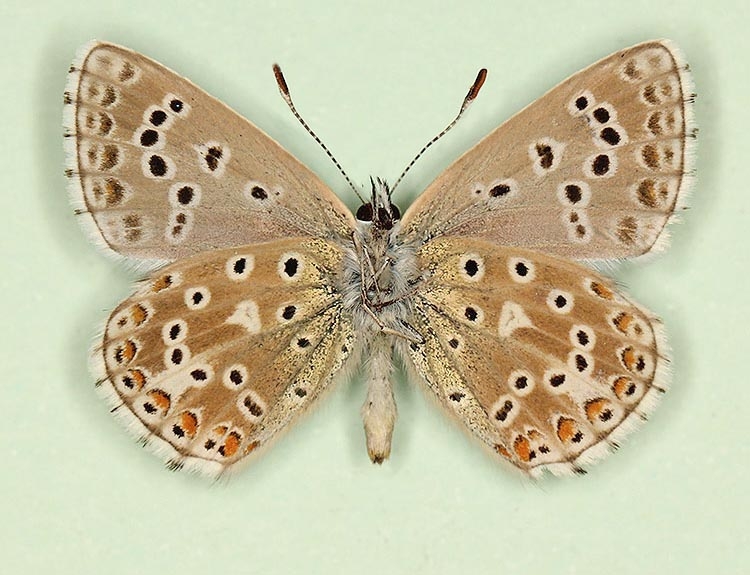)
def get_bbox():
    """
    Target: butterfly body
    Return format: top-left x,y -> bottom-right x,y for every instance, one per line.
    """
64,40 -> 694,477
